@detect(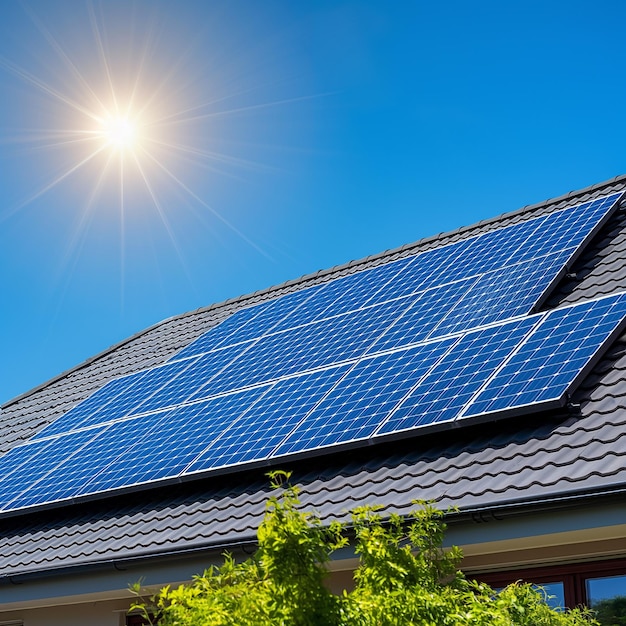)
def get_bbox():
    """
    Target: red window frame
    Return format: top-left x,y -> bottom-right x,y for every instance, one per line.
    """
473,557 -> 626,608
